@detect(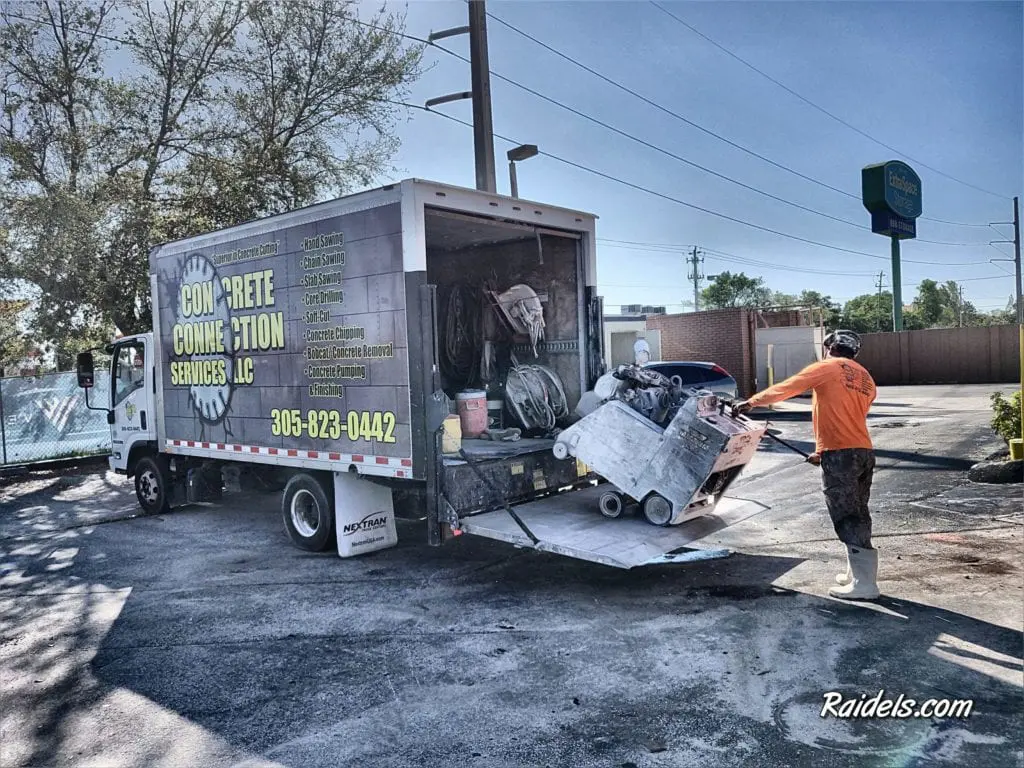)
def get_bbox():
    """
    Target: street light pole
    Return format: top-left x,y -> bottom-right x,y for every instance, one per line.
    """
506,144 -> 538,199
